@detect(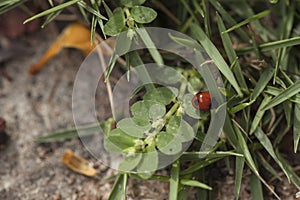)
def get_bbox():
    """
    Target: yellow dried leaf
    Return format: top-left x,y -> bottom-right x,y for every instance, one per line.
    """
29,22 -> 96,75
61,149 -> 97,177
